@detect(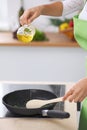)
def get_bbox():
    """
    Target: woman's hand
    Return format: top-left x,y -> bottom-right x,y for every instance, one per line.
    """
20,6 -> 44,25
20,2 -> 63,25
63,78 -> 87,102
